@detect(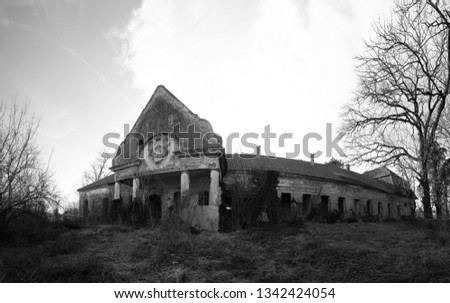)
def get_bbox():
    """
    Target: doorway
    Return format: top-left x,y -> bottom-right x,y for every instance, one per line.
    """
367,200 -> 373,216
281,193 -> 292,211
147,194 -> 162,224
320,196 -> 329,216
338,197 -> 345,217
